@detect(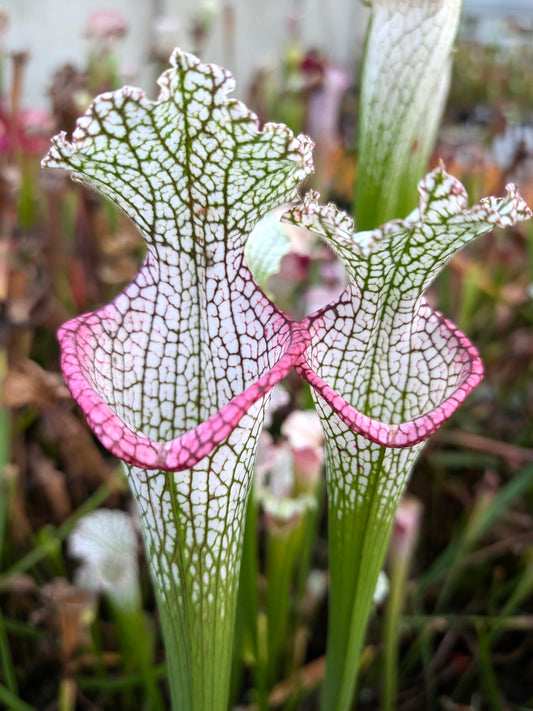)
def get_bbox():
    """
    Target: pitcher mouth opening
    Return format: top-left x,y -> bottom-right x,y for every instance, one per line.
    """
58,313 -> 311,471
295,310 -> 483,448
